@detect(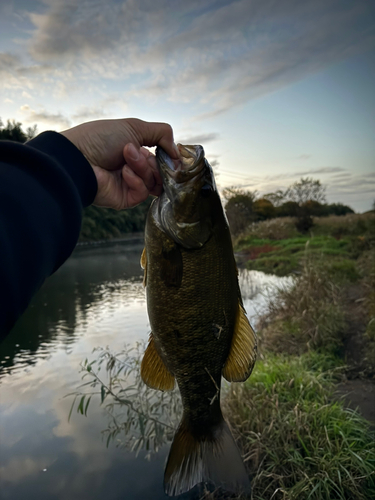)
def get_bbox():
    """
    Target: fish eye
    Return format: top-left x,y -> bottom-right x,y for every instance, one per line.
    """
201,184 -> 212,197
